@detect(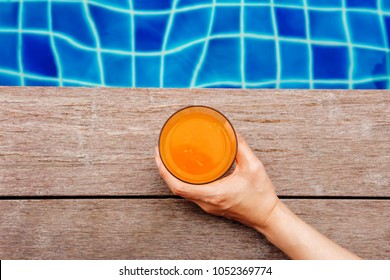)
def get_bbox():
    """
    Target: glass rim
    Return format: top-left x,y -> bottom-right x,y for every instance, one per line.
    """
158,105 -> 238,185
